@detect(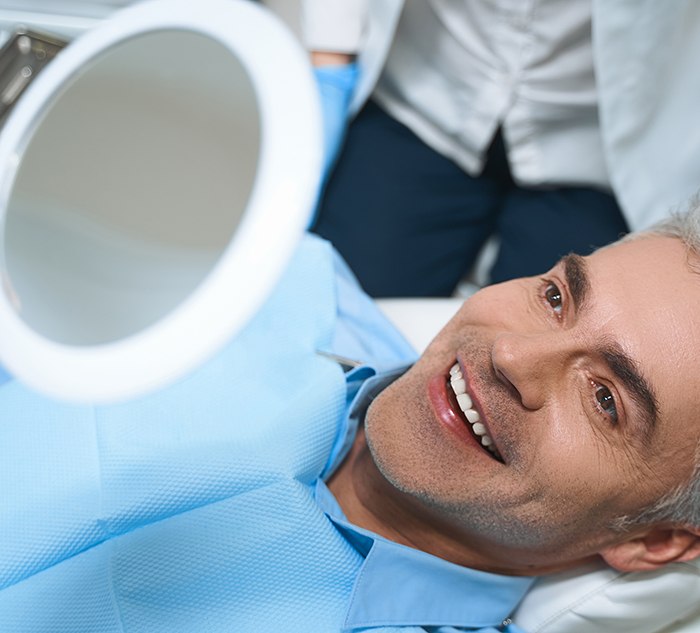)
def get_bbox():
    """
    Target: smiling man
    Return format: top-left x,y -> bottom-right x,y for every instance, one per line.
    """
331,210 -> 700,583
2,206 -> 700,633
